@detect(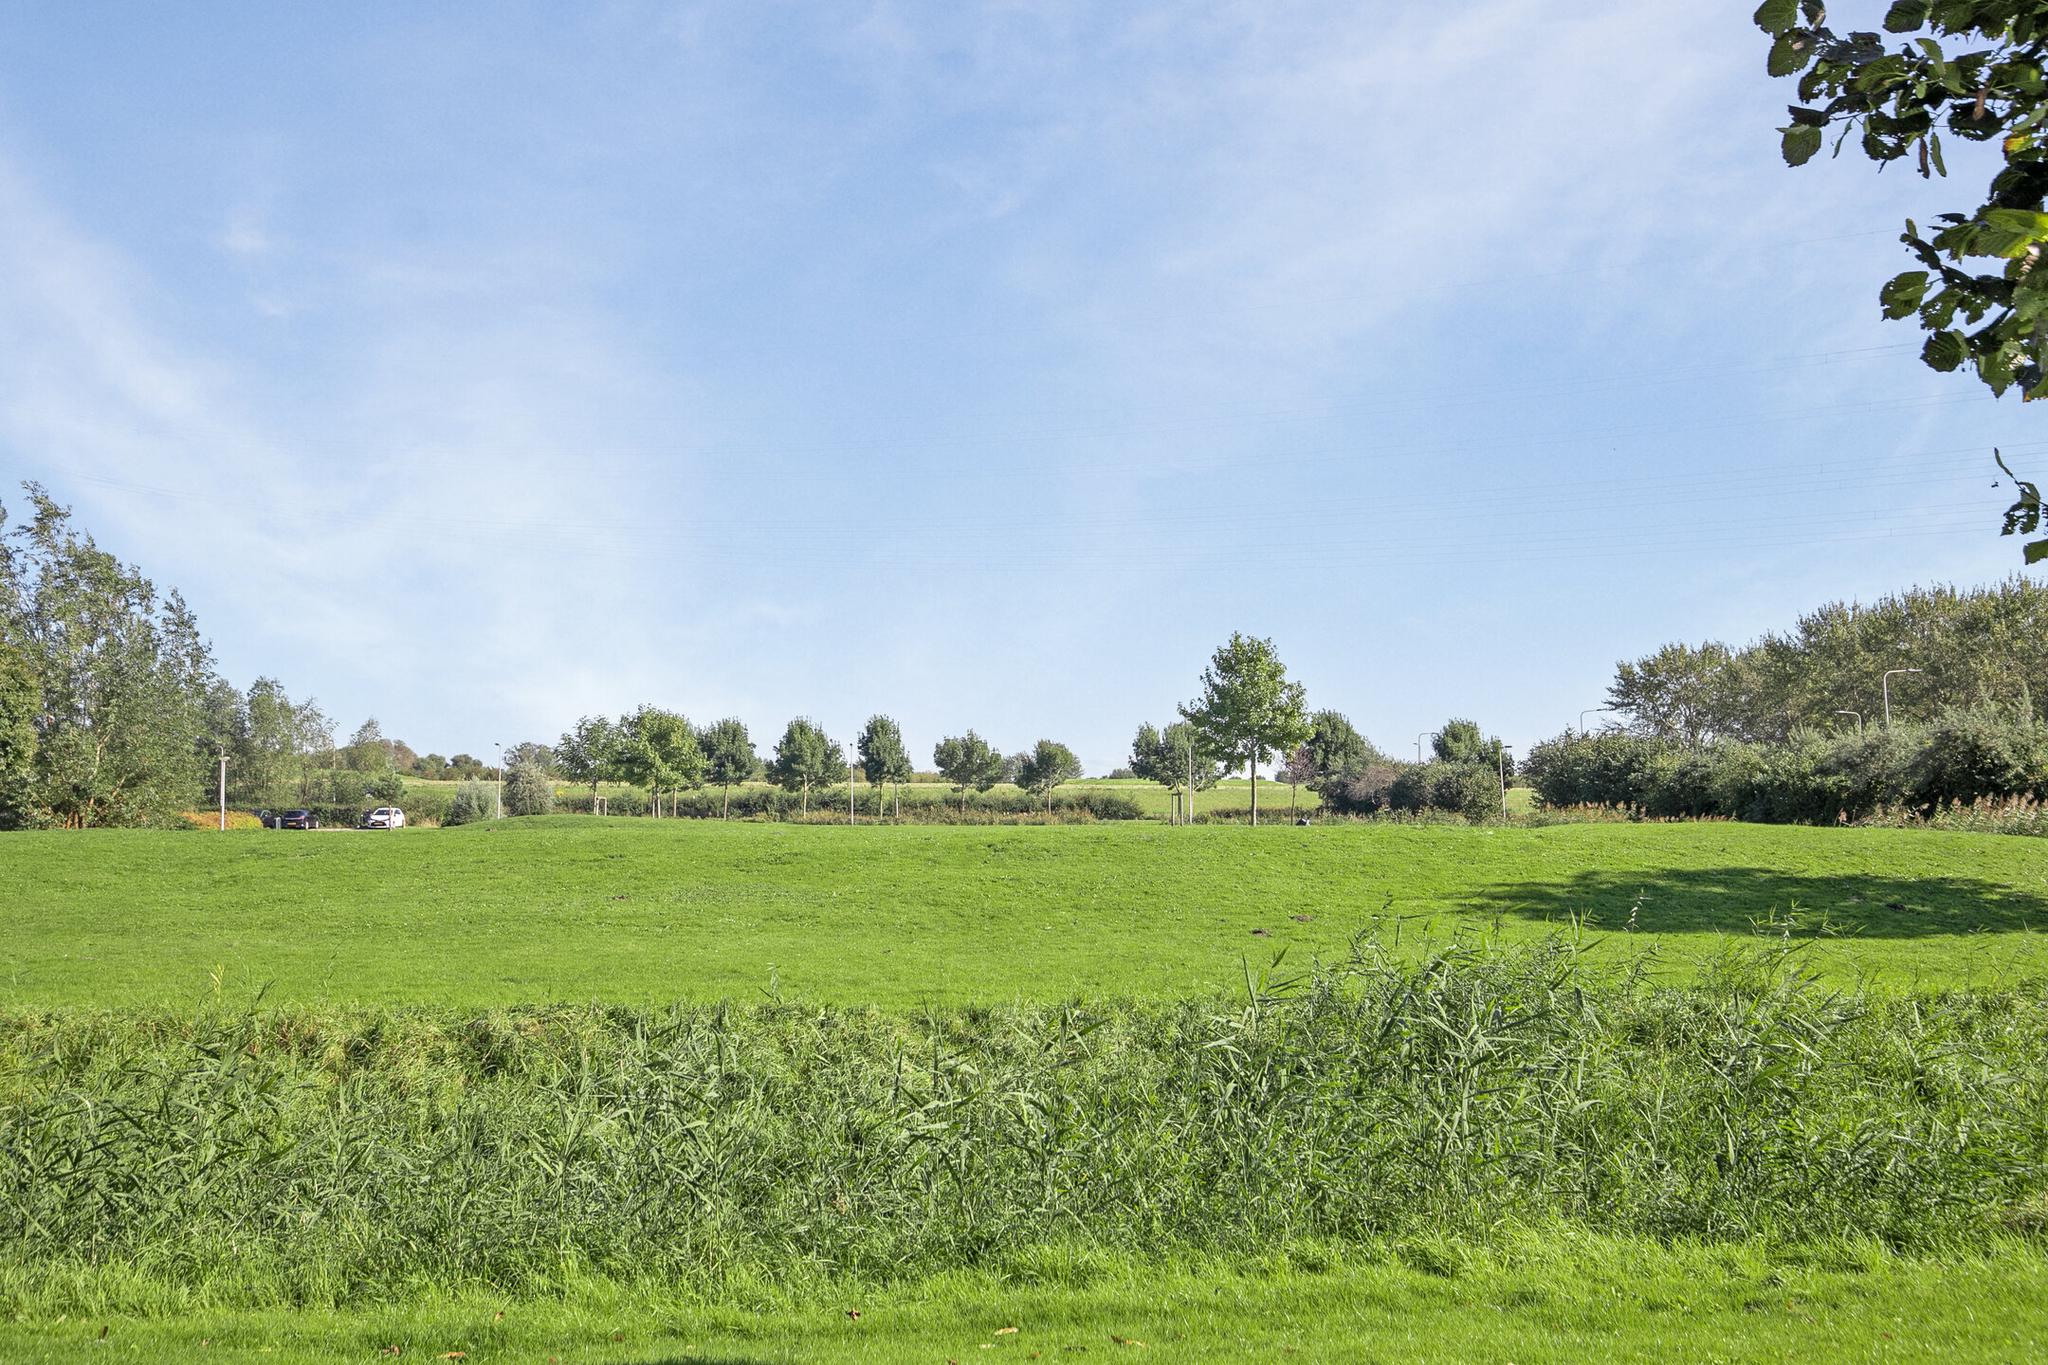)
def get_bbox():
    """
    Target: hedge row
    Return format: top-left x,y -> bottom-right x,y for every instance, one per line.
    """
554,786 -> 1144,822
1523,708 -> 2048,824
